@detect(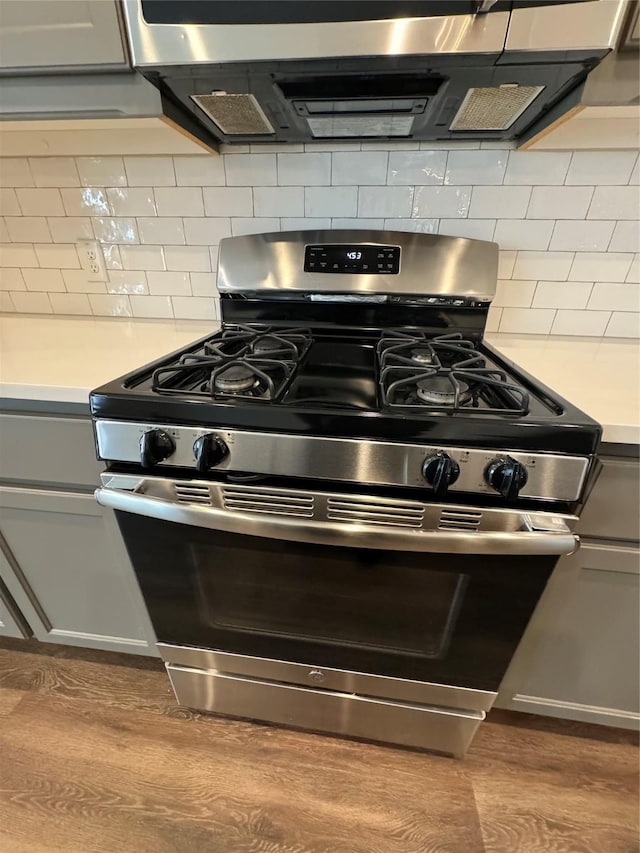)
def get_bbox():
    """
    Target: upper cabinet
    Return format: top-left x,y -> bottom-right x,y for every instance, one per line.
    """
0,0 -> 128,72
